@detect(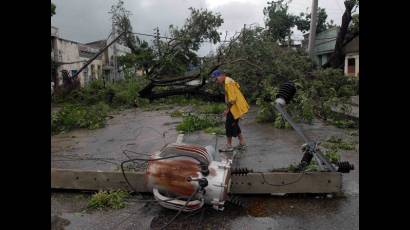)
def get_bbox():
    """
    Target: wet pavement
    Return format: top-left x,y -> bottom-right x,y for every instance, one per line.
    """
51,106 -> 359,230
